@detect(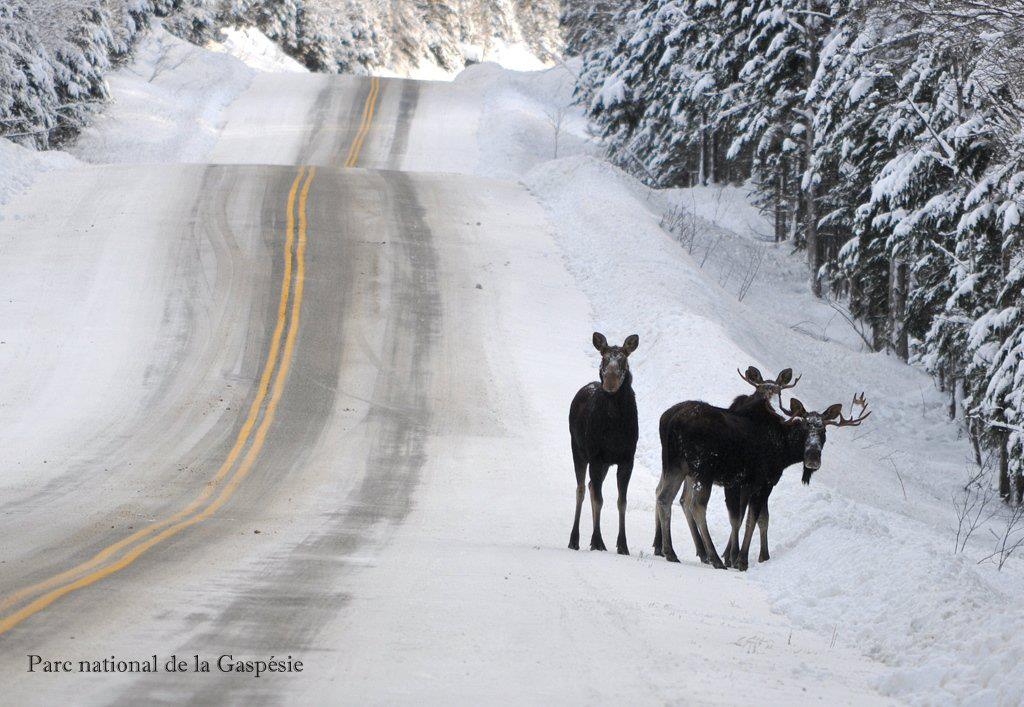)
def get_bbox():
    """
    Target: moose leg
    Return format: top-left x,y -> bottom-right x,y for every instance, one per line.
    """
737,487 -> 770,569
615,460 -> 633,555
589,463 -> 610,551
569,444 -> 587,550
757,493 -> 771,563
681,476 -> 708,563
691,481 -> 725,569
723,486 -> 747,569
656,465 -> 685,562
736,493 -> 760,571
653,476 -> 663,555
